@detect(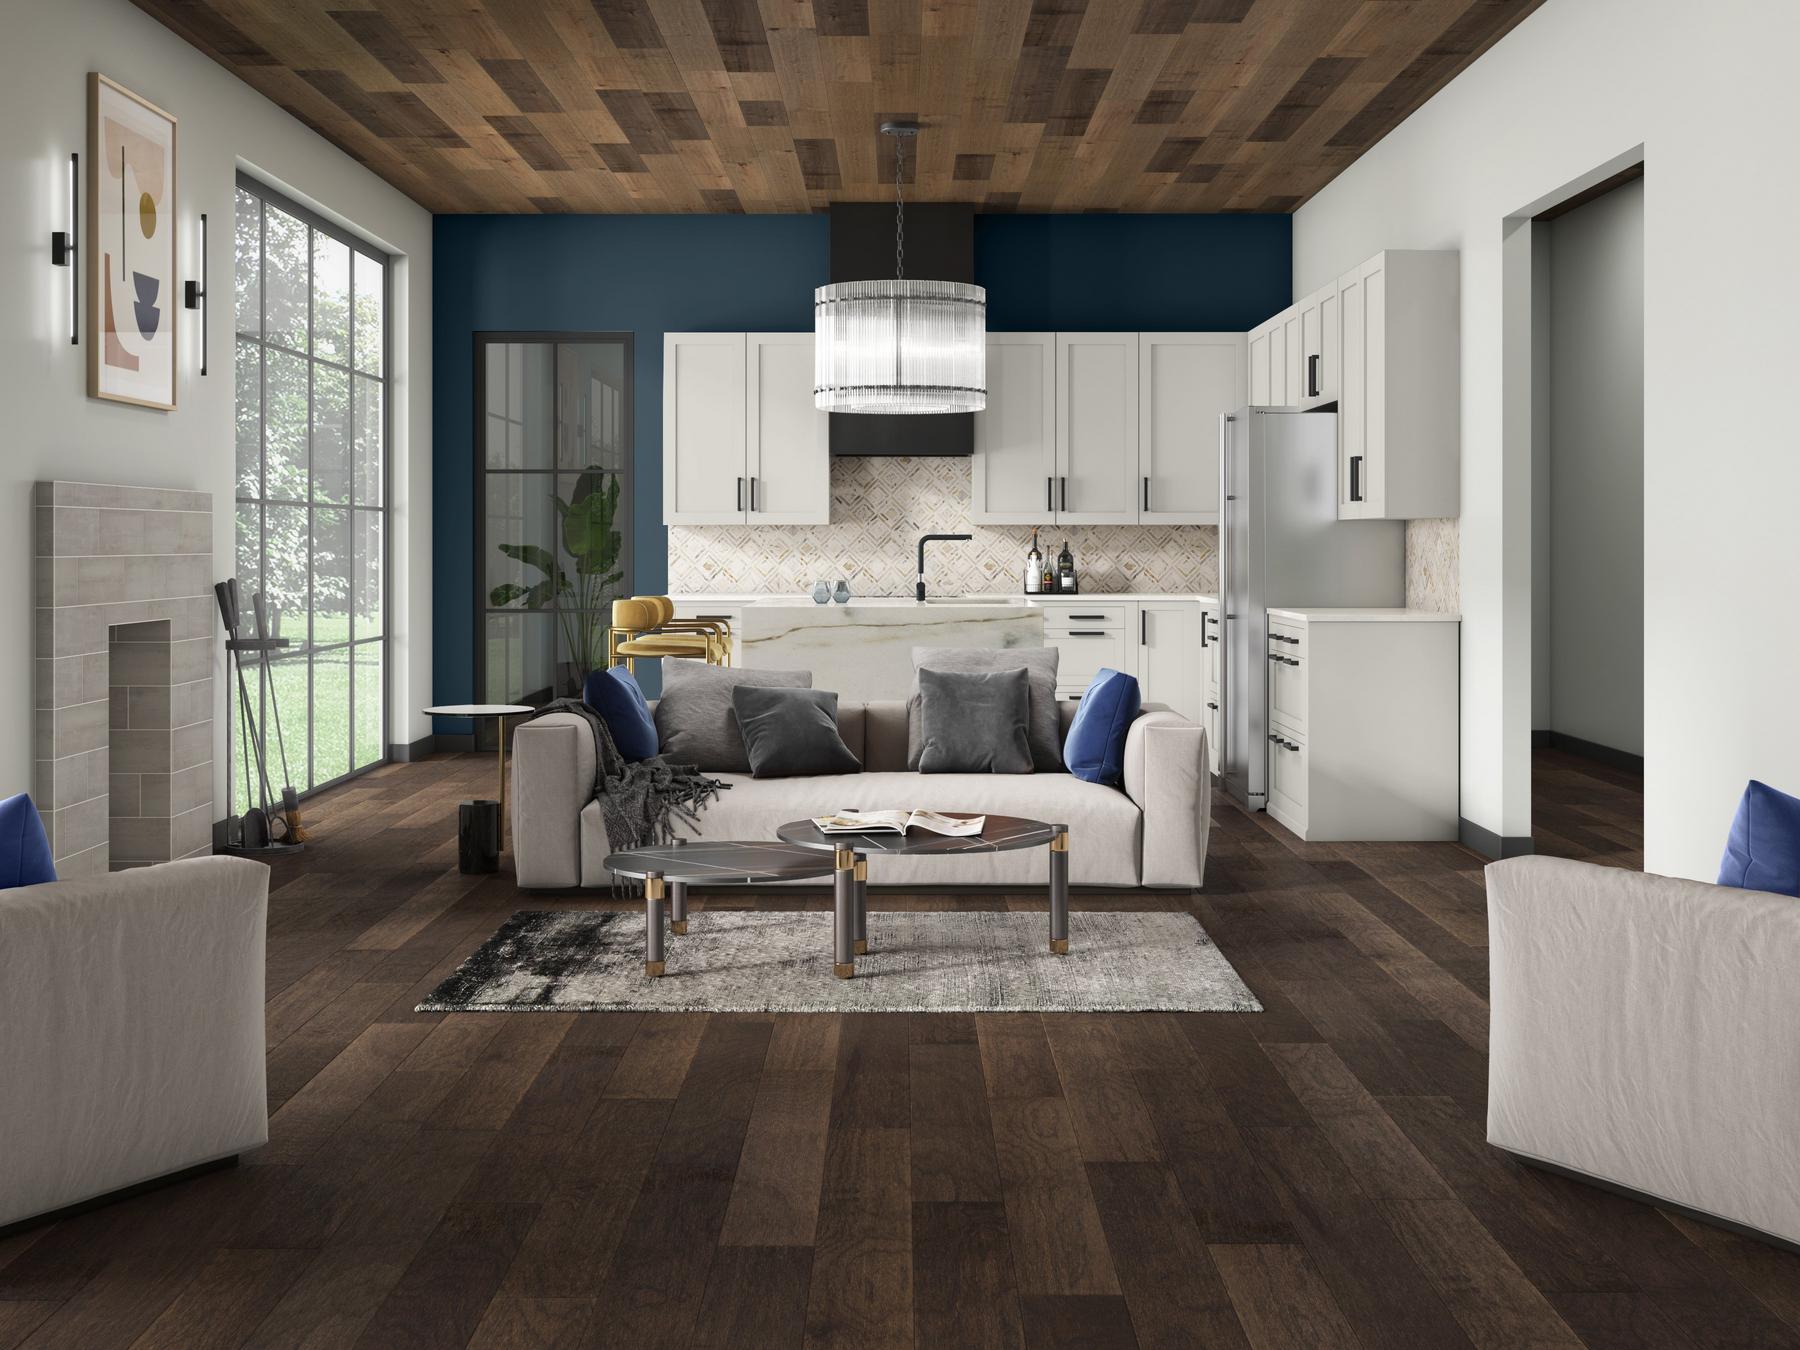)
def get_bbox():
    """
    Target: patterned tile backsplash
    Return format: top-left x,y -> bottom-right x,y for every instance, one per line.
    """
668,455 -> 1219,596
